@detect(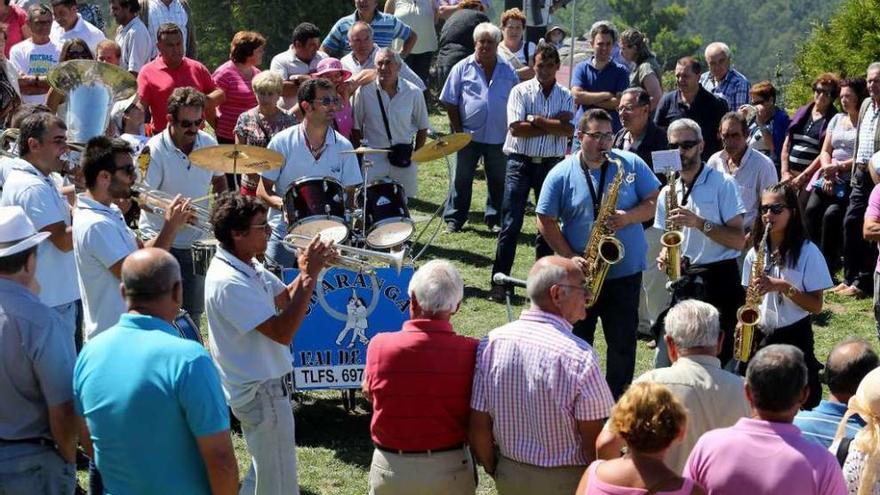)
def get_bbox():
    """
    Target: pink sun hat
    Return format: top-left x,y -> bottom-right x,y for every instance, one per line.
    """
312,58 -> 352,81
